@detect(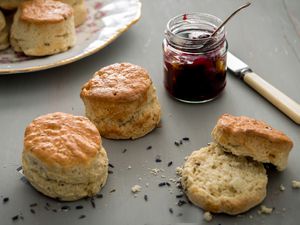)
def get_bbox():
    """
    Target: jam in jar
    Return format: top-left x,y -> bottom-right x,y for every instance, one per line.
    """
163,13 -> 228,103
